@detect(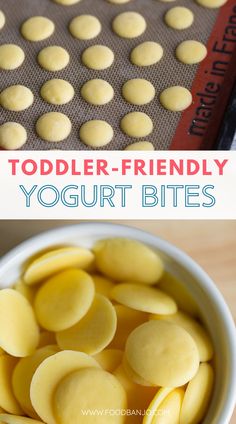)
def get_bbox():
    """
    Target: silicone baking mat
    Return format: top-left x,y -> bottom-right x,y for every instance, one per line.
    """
0,0 -> 236,150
